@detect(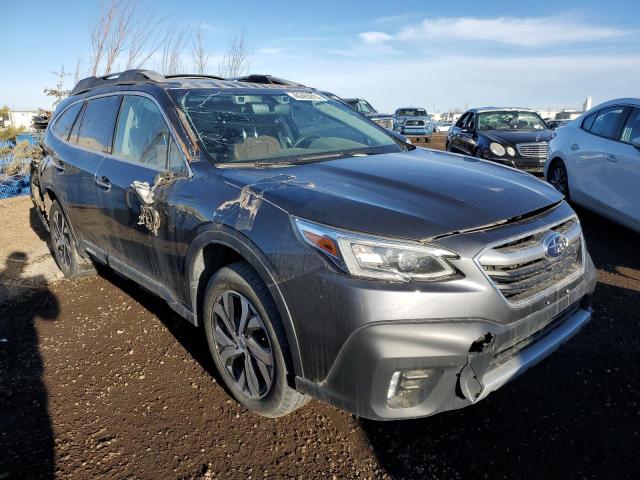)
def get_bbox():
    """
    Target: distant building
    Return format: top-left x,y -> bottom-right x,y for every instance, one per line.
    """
556,109 -> 582,120
6,110 -> 39,130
